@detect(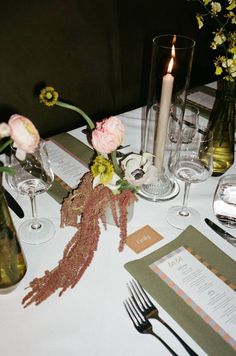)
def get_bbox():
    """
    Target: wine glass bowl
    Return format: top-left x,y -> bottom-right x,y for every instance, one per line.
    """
169,104 -> 199,145
6,140 -> 55,244
213,174 -> 236,228
167,129 -> 213,229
